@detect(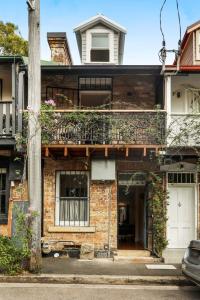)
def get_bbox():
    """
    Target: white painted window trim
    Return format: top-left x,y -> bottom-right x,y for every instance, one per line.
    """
55,171 -> 89,226
86,28 -> 114,64
196,29 -> 200,61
